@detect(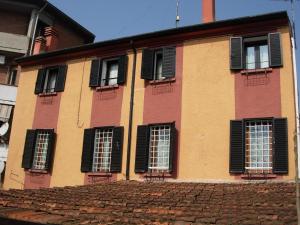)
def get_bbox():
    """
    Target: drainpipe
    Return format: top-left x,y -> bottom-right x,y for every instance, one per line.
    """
126,41 -> 137,180
29,2 -> 48,55
291,35 -> 300,223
